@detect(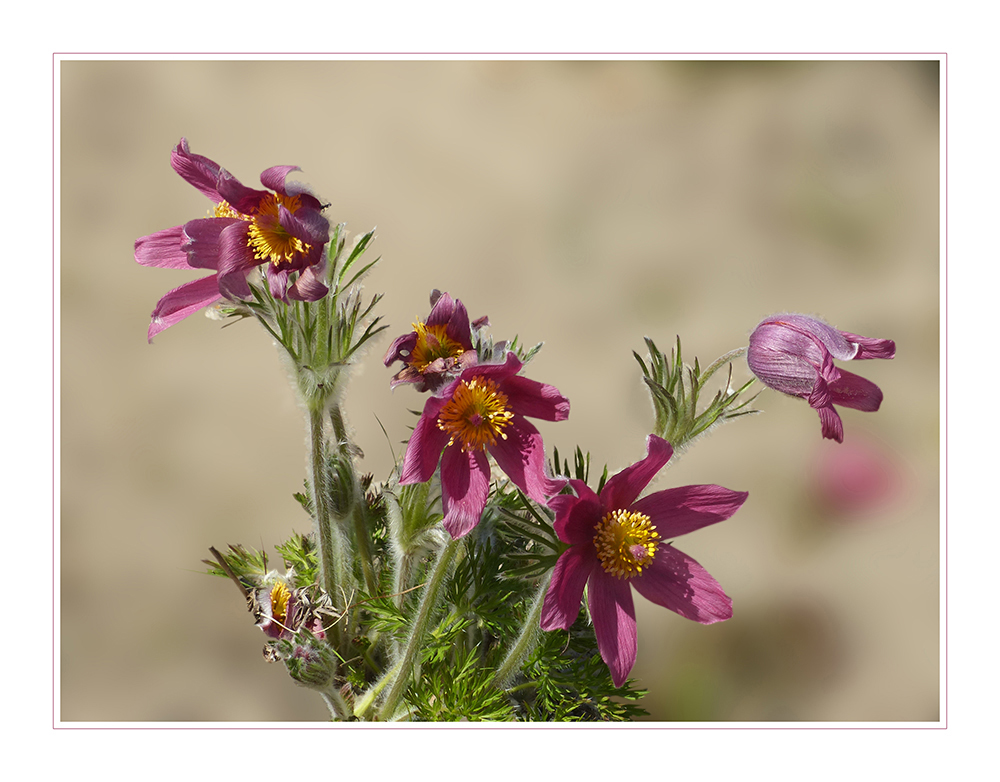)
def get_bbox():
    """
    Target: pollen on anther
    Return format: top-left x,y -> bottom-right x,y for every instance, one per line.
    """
436,377 -> 514,452
409,321 -> 466,371
593,509 -> 660,580
270,582 -> 291,624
